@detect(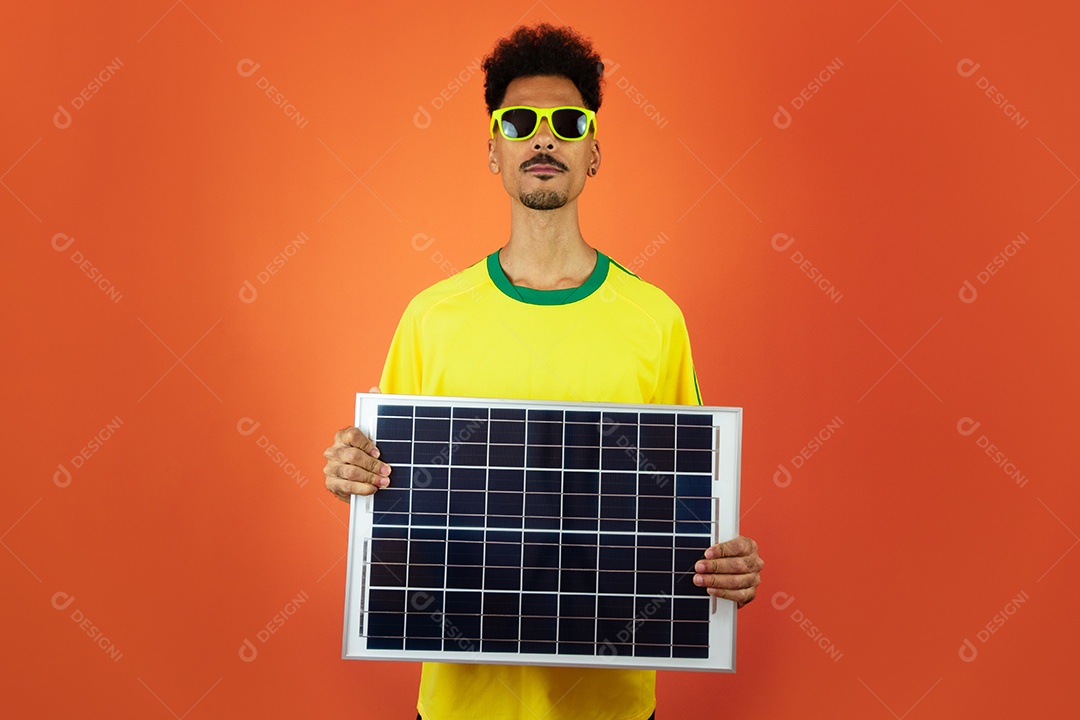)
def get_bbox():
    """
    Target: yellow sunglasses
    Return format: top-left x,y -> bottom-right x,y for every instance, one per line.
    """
490,106 -> 598,141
